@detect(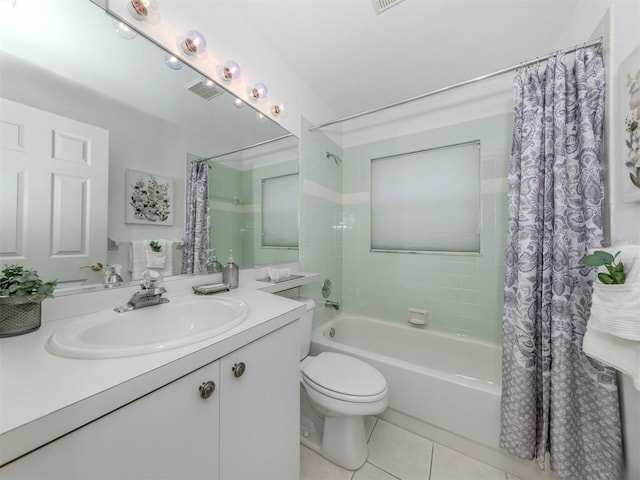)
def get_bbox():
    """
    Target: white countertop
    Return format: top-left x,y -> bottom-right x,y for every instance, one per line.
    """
0,268 -> 318,466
